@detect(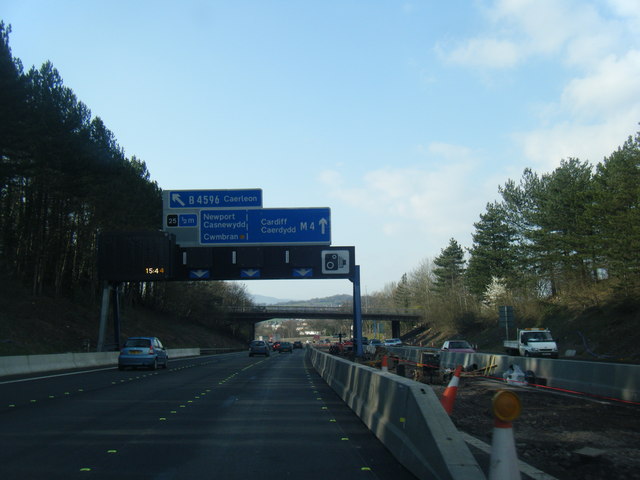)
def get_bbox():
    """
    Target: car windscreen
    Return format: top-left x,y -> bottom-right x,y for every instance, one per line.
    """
125,339 -> 151,347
